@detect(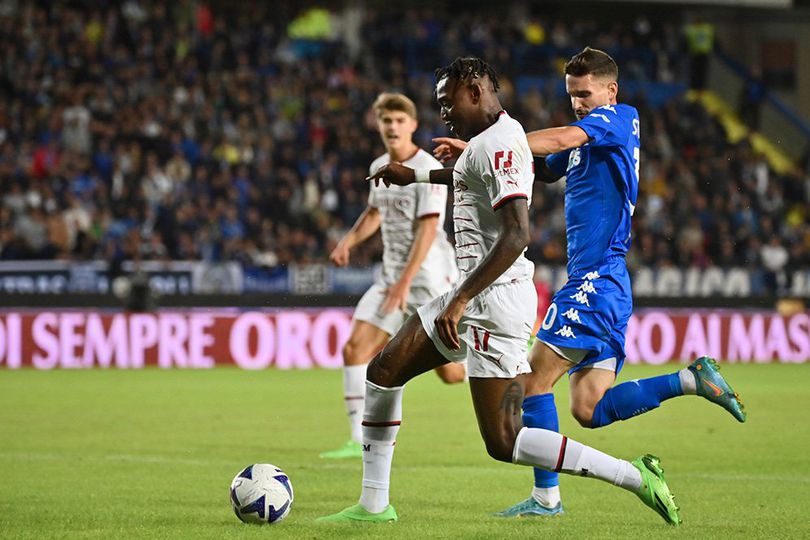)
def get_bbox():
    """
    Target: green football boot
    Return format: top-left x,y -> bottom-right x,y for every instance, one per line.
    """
494,498 -> 564,518
316,503 -> 398,523
319,440 -> 363,459
689,356 -> 747,422
631,454 -> 681,526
